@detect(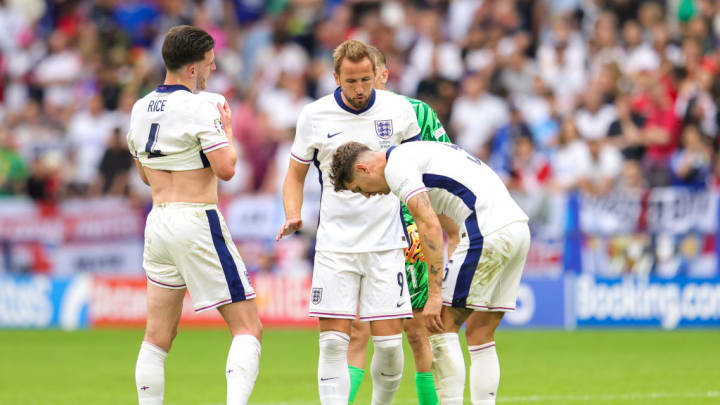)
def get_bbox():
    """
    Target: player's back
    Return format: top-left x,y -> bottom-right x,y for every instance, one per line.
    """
387,142 -> 528,235
128,84 -> 231,203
